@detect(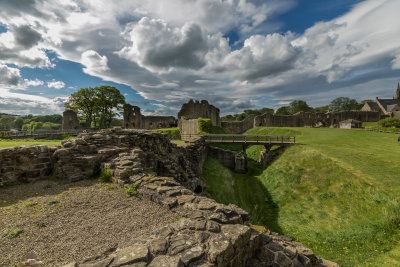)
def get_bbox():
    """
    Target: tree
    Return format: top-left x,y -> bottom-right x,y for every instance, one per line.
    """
275,106 -> 291,115
64,86 -> 125,129
330,97 -> 362,111
0,117 -> 14,130
288,100 -> 312,114
95,86 -> 125,128
65,87 -> 97,128
312,105 -> 330,113
13,117 -> 24,130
